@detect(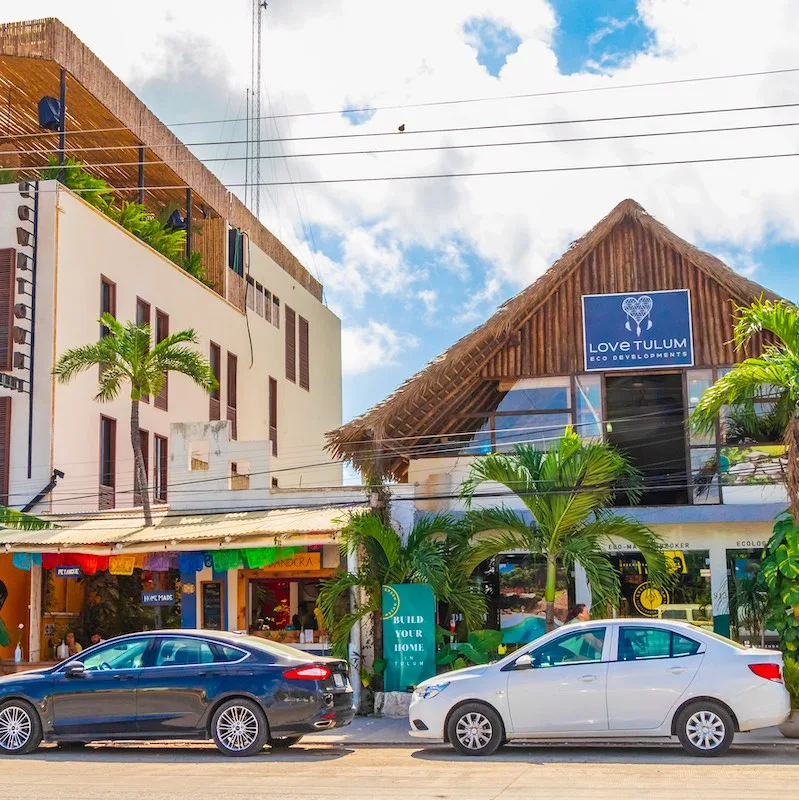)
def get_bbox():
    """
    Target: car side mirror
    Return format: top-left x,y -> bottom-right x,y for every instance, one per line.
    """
514,653 -> 533,670
65,662 -> 86,679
